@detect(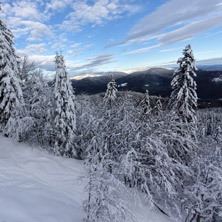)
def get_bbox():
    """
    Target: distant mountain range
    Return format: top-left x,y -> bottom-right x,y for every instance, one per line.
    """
71,67 -> 222,103
197,64 -> 222,71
